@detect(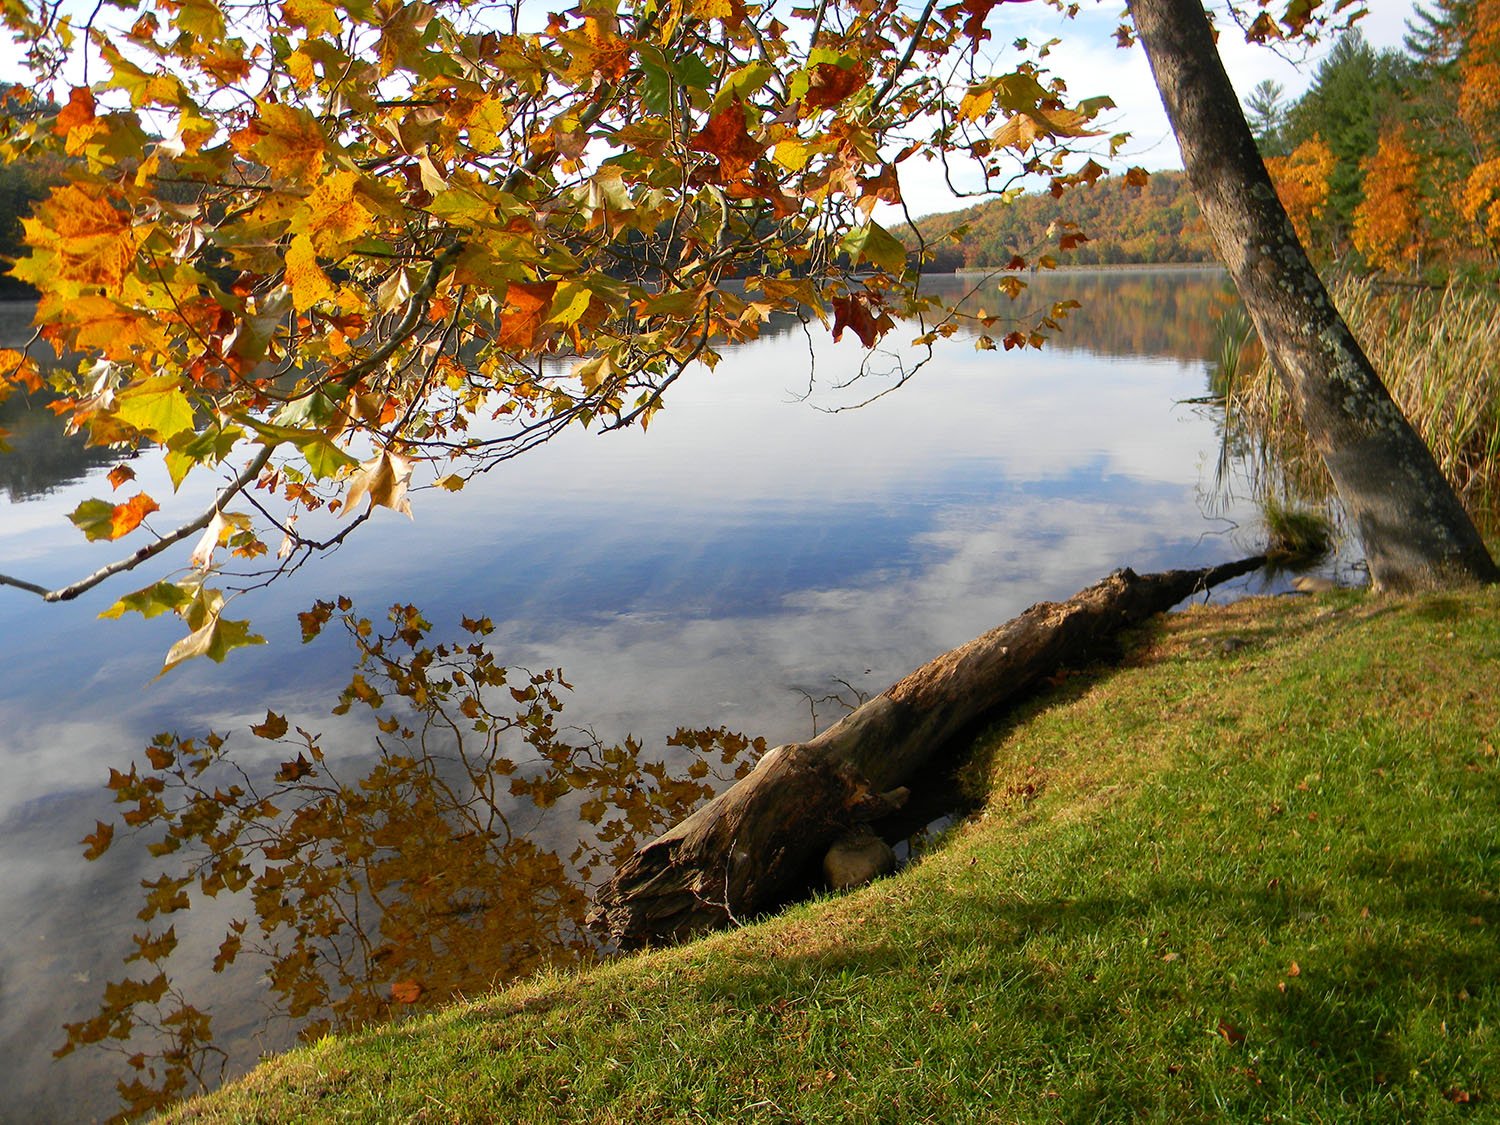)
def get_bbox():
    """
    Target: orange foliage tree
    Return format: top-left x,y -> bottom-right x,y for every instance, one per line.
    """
0,0 -> 1144,671
1352,129 -> 1426,271
1264,135 -> 1335,253
1460,0 -> 1500,252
